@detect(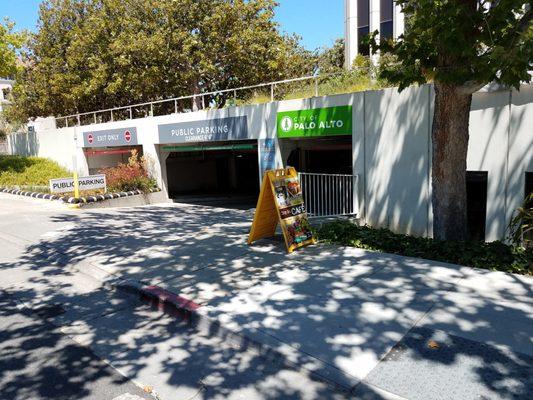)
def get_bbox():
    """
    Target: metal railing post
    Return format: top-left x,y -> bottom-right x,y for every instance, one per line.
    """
174,99 -> 178,114
77,114 -> 81,126
234,89 -> 237,104
129,107 -> 133,120
271,84 -> 274,102
315,77 -> 319,97
110,110 -> 114,122
298,172 -> 357,218
202,95 -> 205,109
65,117 -> 68,128
93,113 -> 97,124
150,103 -> 154,117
